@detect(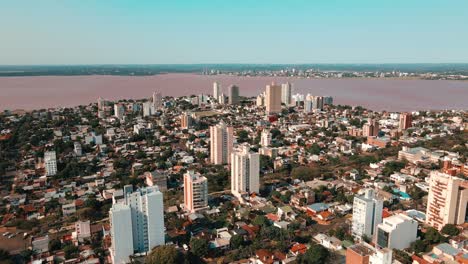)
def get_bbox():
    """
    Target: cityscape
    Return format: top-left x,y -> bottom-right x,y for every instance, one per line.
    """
1,1 -> 468,264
